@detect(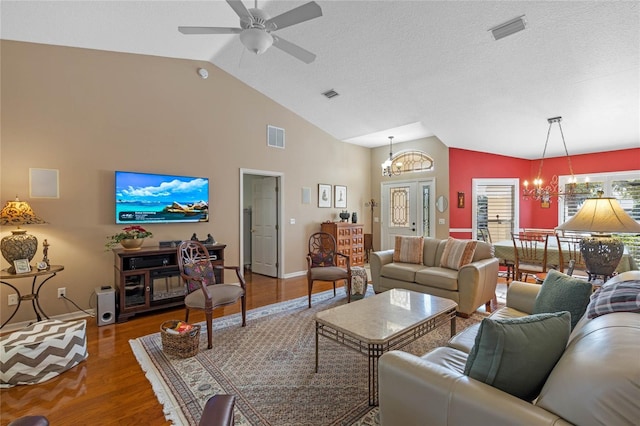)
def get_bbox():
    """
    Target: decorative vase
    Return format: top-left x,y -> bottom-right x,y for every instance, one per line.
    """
351,212 -> 358,223
120,238 -> 145,250
339,211 -> 350,222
